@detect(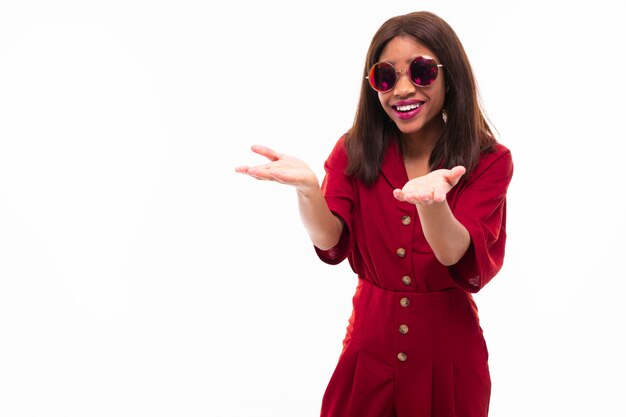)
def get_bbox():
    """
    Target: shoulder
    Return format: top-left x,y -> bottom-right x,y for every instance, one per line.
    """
331,133 -> 348,154
482,142 -> 512,165
465,142 -> 513,185
324,133 -> 350,169
478,142 -> 512,173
